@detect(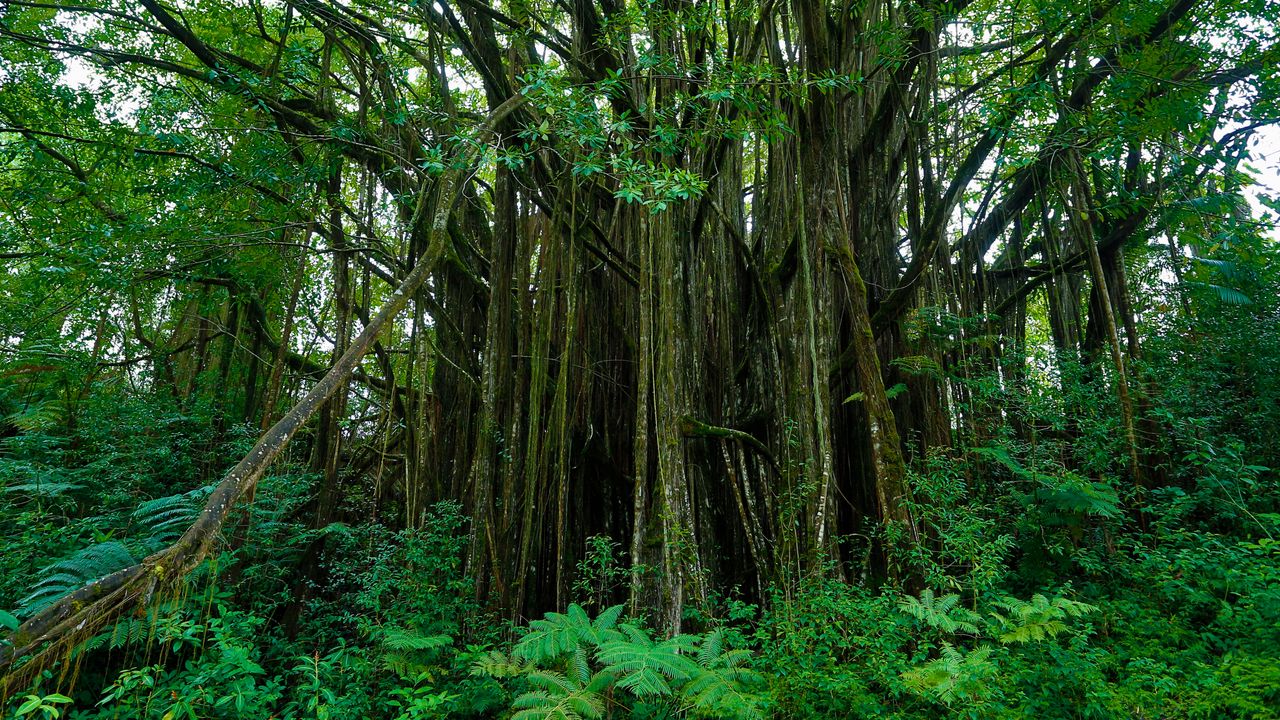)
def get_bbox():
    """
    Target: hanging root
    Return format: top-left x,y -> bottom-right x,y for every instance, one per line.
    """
2,553 -> 161,694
